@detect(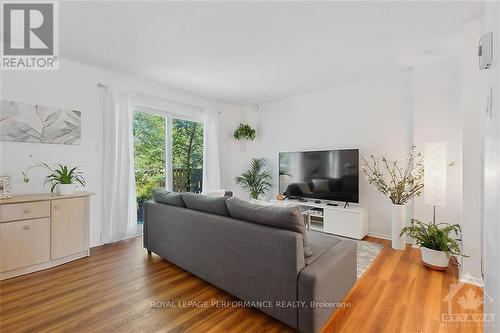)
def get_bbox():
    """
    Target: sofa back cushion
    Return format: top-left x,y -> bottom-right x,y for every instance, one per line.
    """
152,189 -> 185,207
181,192 -> 229,216
226,197 -> 313,257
